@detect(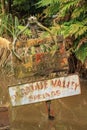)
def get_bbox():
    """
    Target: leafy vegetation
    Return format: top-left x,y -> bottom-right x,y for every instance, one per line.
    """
0,14 -> 20,39
0,0 -> 87,63
38,0 -> 87,63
